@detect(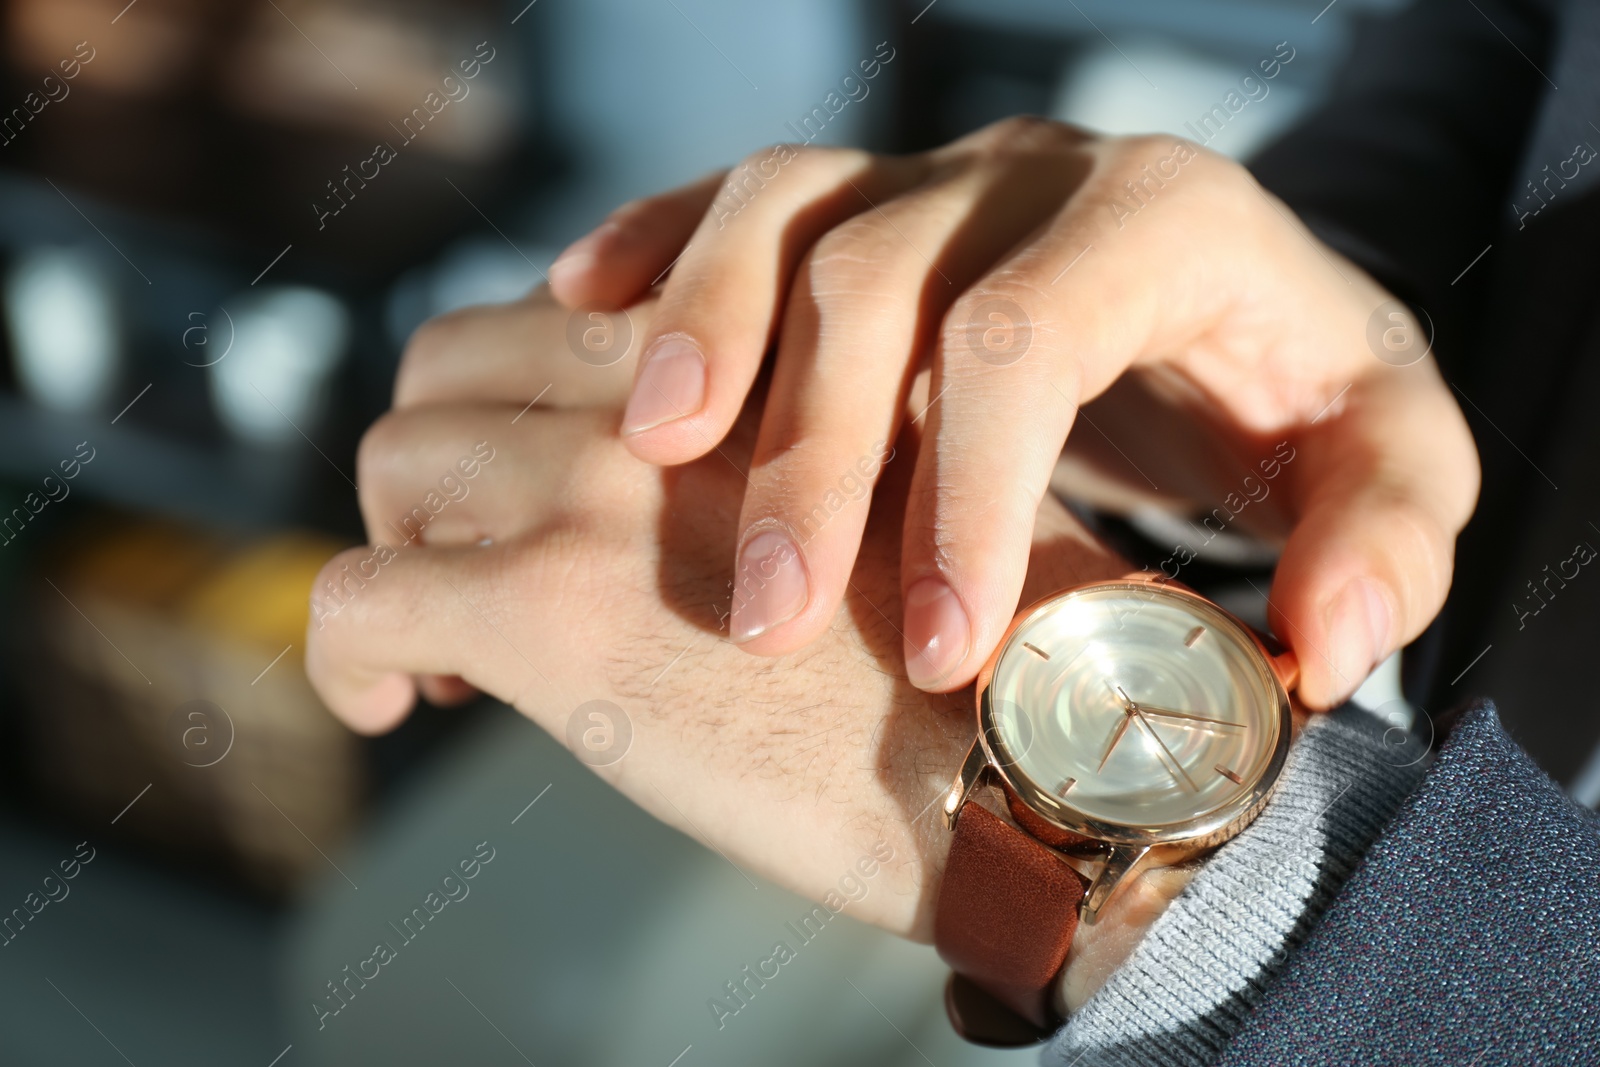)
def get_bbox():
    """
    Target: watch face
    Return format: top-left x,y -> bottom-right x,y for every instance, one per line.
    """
984,583 -> 1283,834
